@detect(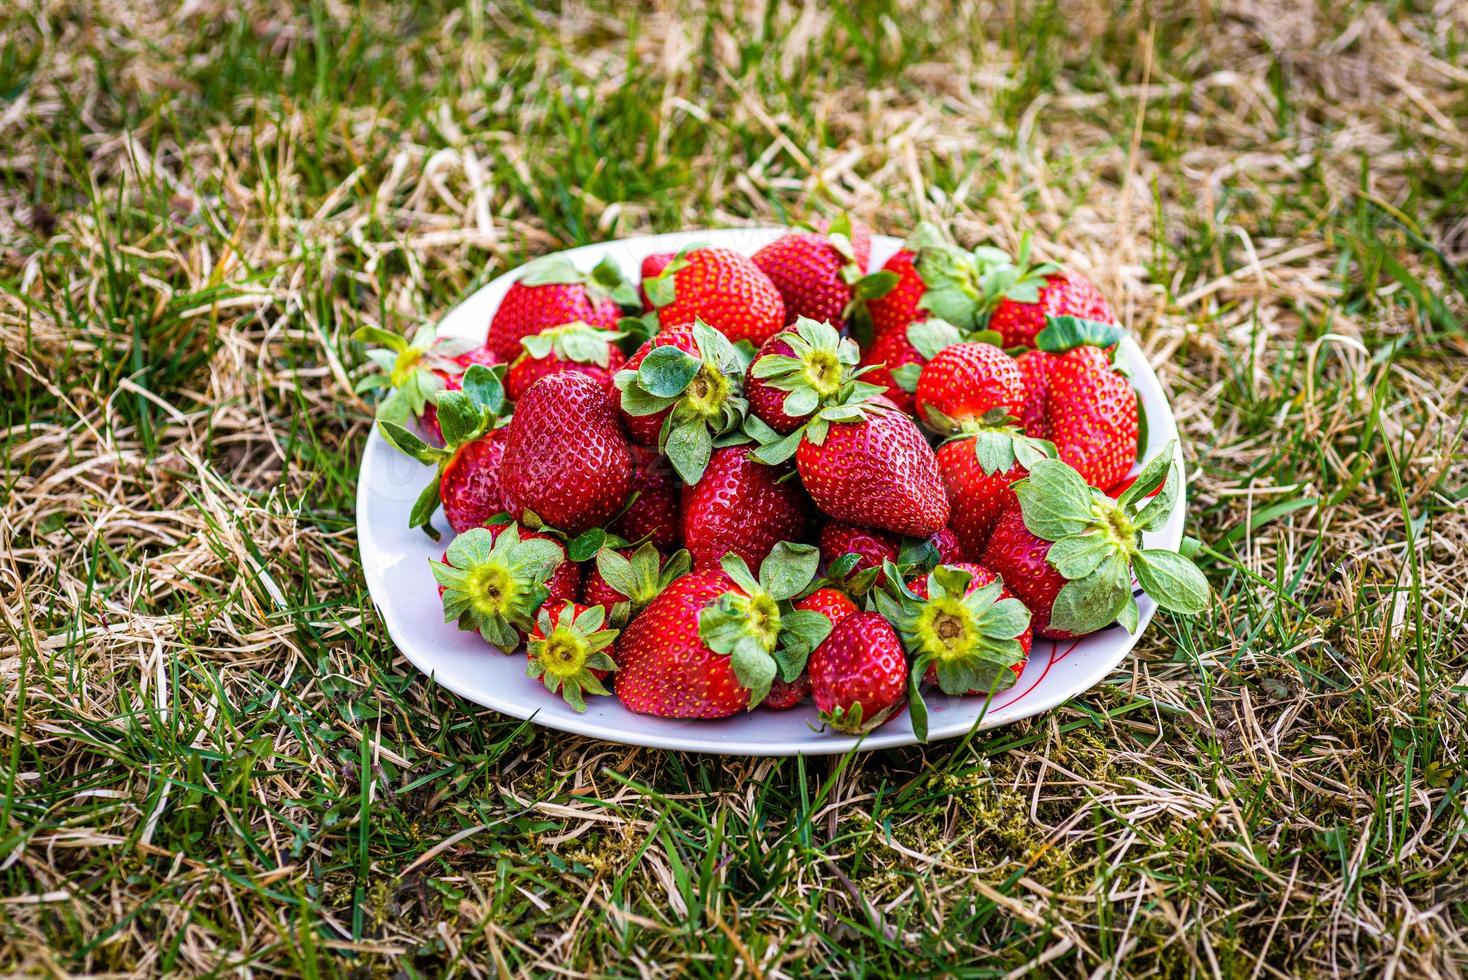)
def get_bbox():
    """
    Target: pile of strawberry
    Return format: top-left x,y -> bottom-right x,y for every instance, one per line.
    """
362,218 -> 1208,740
